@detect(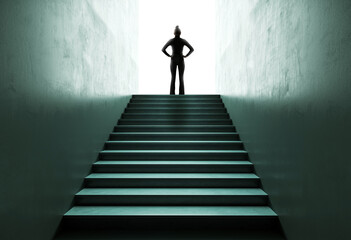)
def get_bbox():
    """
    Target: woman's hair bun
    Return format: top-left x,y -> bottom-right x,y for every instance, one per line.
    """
174,25 -> 181,35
